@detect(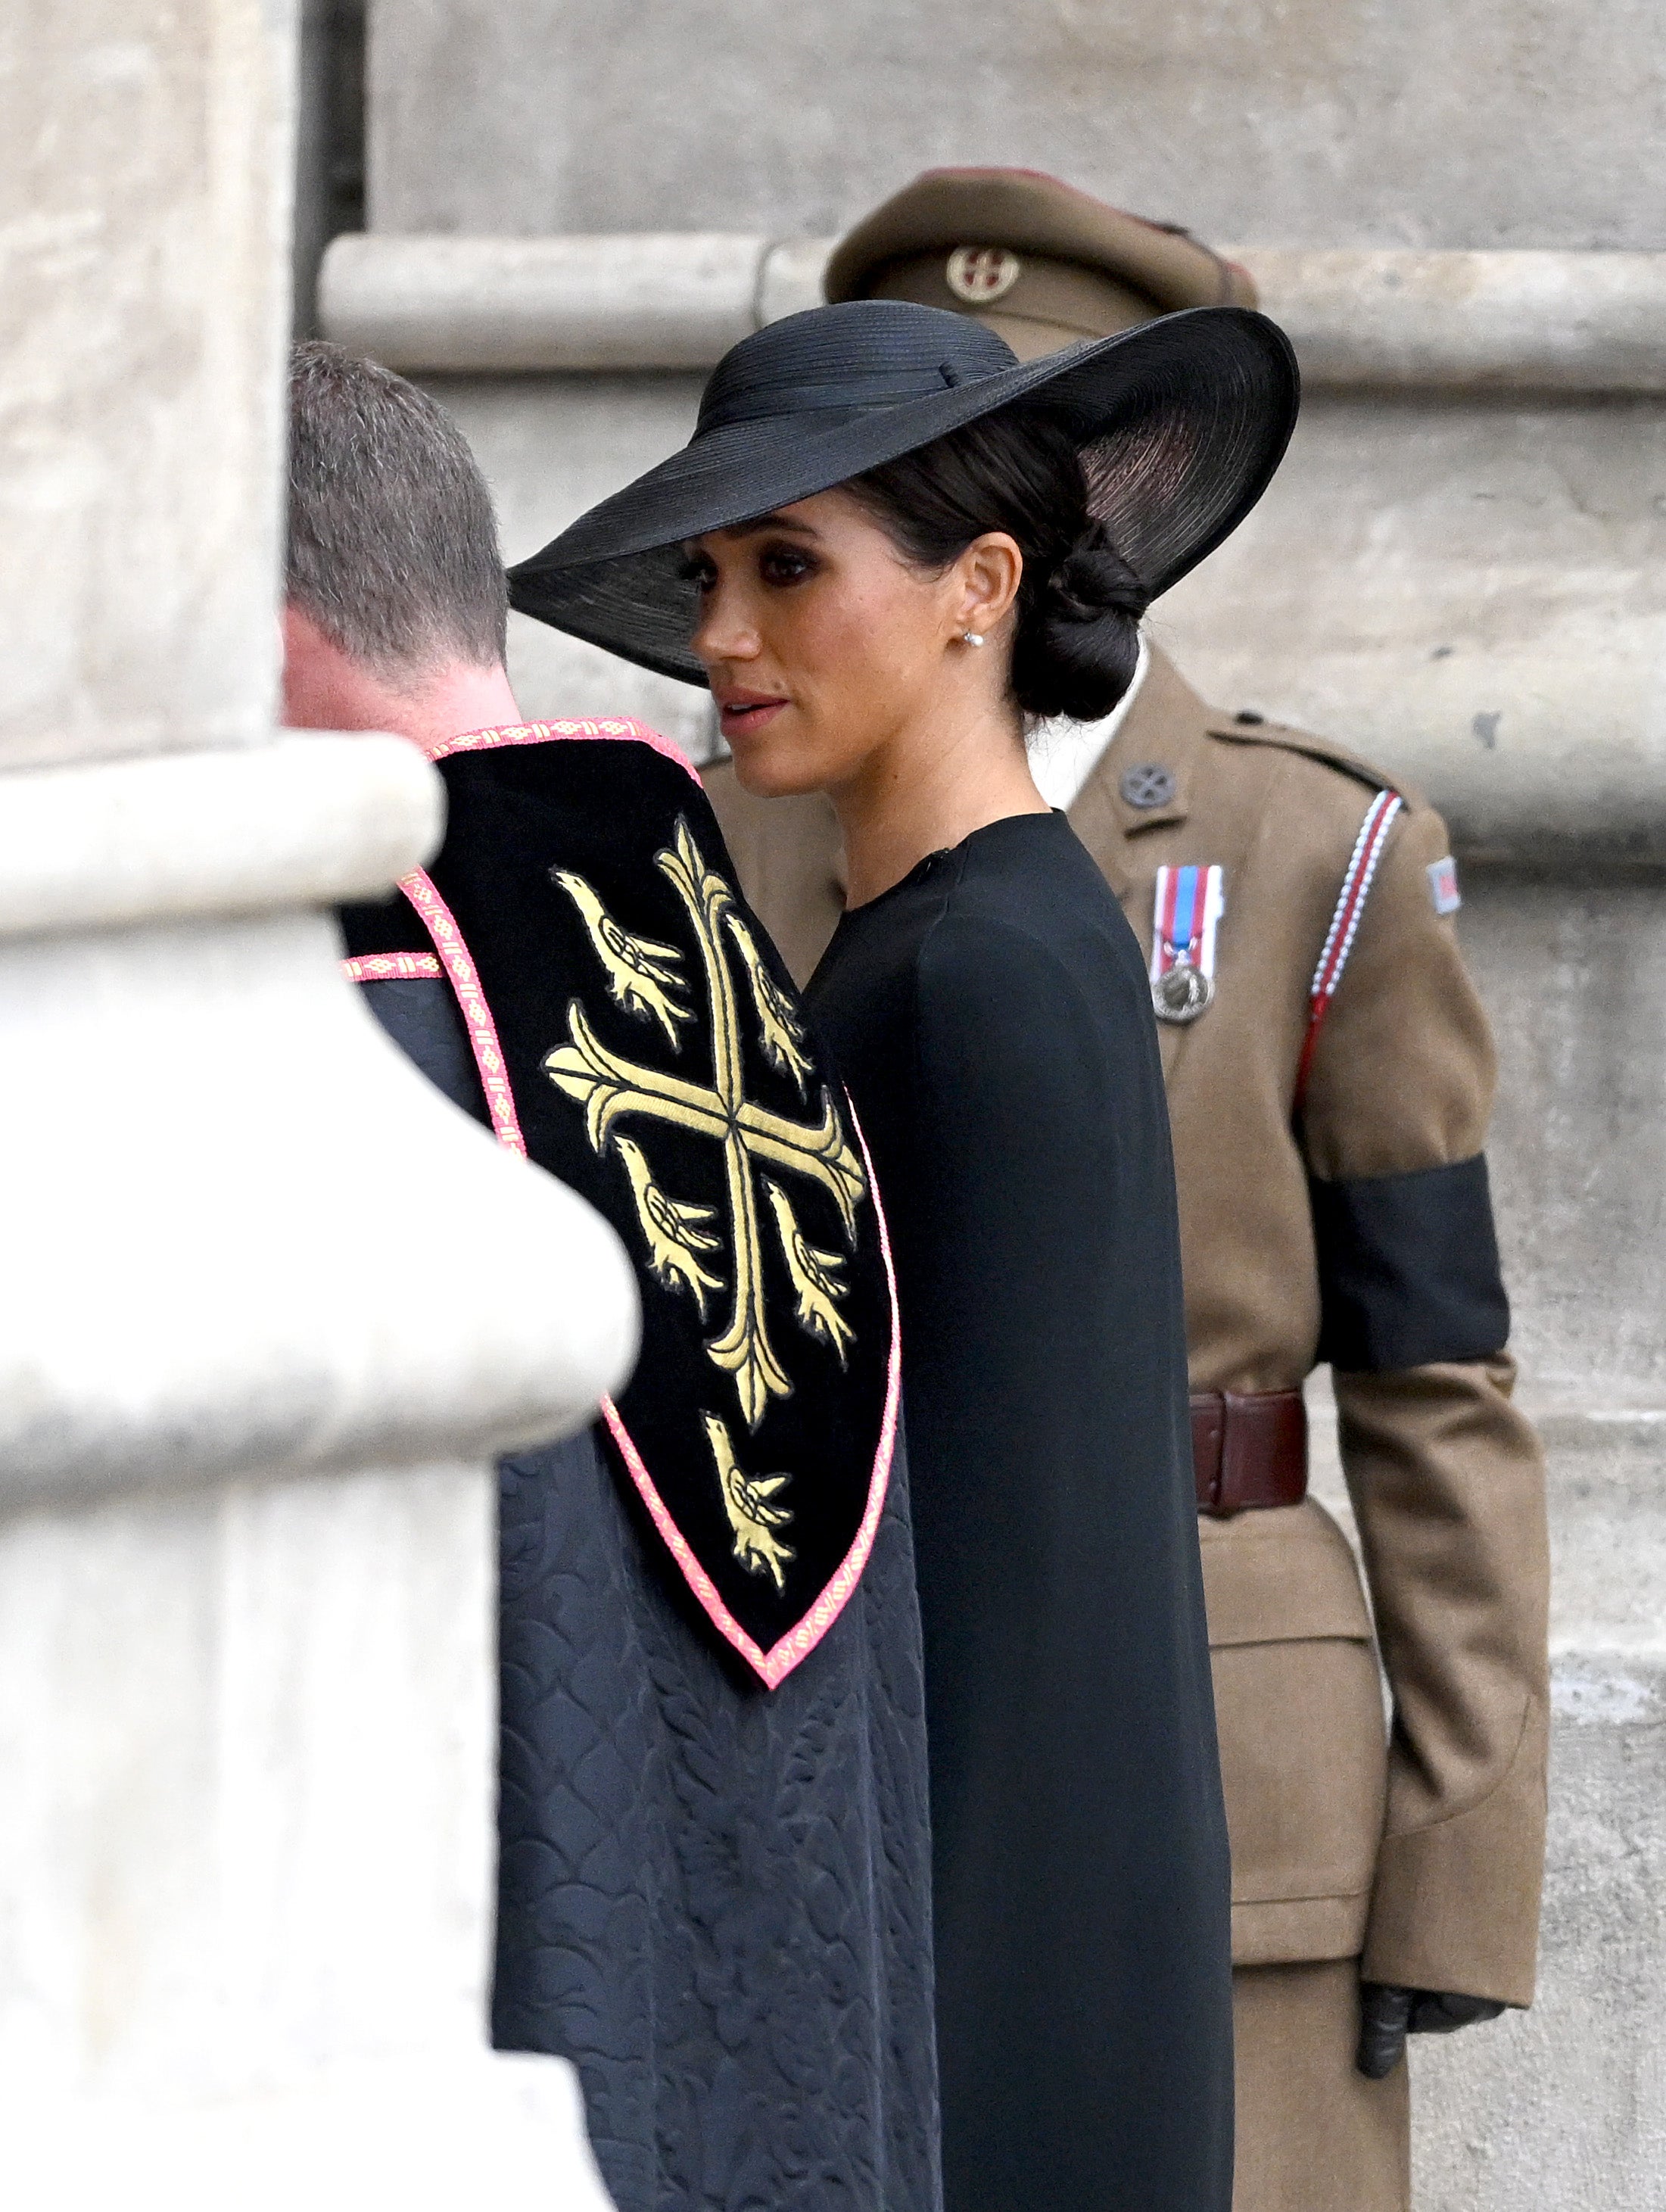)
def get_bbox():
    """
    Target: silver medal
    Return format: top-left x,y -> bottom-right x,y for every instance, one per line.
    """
1152,961 -> 1215,1025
